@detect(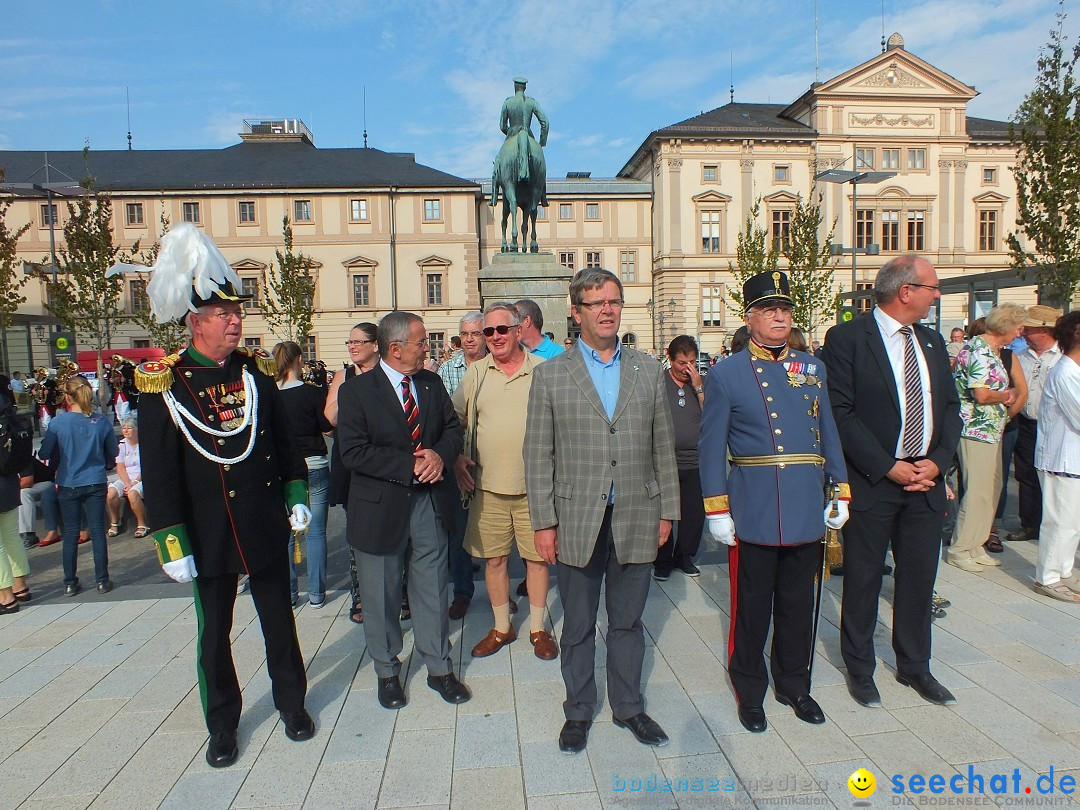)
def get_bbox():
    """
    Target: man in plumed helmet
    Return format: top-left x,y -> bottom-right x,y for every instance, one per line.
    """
116,223 -> 315,768
699,271 -> 850,733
